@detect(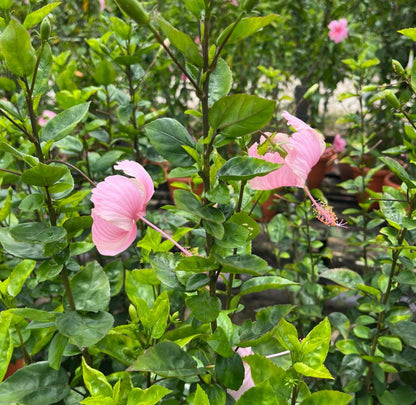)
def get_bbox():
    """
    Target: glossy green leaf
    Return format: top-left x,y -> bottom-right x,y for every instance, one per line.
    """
219,222 -> 249,247
300,390 -> 352,405
193,385 -> 210,405
41,102 -> 90,142
320,268 -> 364,289
0,76 -> 15,91
218,254 -> 270,276
183,0 -> 205,17
216,352 -> 244,390
48,333 -> 68,370
128,341 -> 202,380
110,16 -> 131,40
10,223 -> 66,244
217,156 -> 280,181
329,312 -> 350,340
235,382 -> 281,405
176,255 -> 217,274
389,321 -> 416,349
55,311 -> 114,348
32,42 -> 53,96
209,94 -> 275,138
398,28 -> 416,41
239,305 -> 293,346
19,193 -> 44,212
336,340 -> 361,355
150,252 -> 183,290
21,163 -> 67,187
294,362 -> 333,379
7,259 -> 36,297
94,59 -> 117,86
229,212 -> 259,240
149,290 -> 170,339
0,19 -> 36,77
23,2 -> 61,28
156,16 -> 203,67
127,385 -> 171,405
0,0 -> 12,10
0,227 -> 47,259
0,361 -> 70,405
217,15 -> 279,45
207,327 -> 234,358
186,290 -> 221,323
0,188 -> 12,222
0,311 -> 13,381
82,357 -> 113,398
378,336 -> 402,351
145,118 -> 196,167
69,261 -> 110,312
301,318 -> 331,368
209,58 -> 232,106
275,317 -> 301,353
